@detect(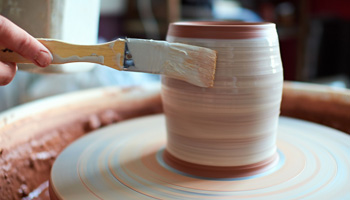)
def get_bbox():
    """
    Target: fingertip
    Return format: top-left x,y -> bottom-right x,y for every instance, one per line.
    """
0,62 -> 17,86
34,50 -> 53,68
